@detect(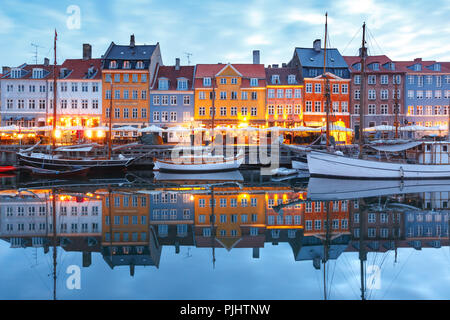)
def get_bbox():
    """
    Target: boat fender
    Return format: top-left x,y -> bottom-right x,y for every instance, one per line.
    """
399,166 -> 404,179
335,151 -> 344,156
